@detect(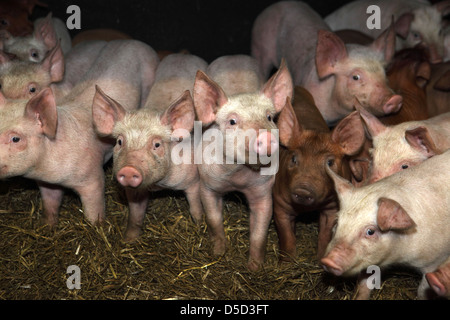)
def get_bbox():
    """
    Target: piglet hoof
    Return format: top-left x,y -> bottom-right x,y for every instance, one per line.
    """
212,239 -> 226,256
40,214 -> 59,229
247,259 -> 262,272
189,210 -> 204,225
123,226 -> 143,243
